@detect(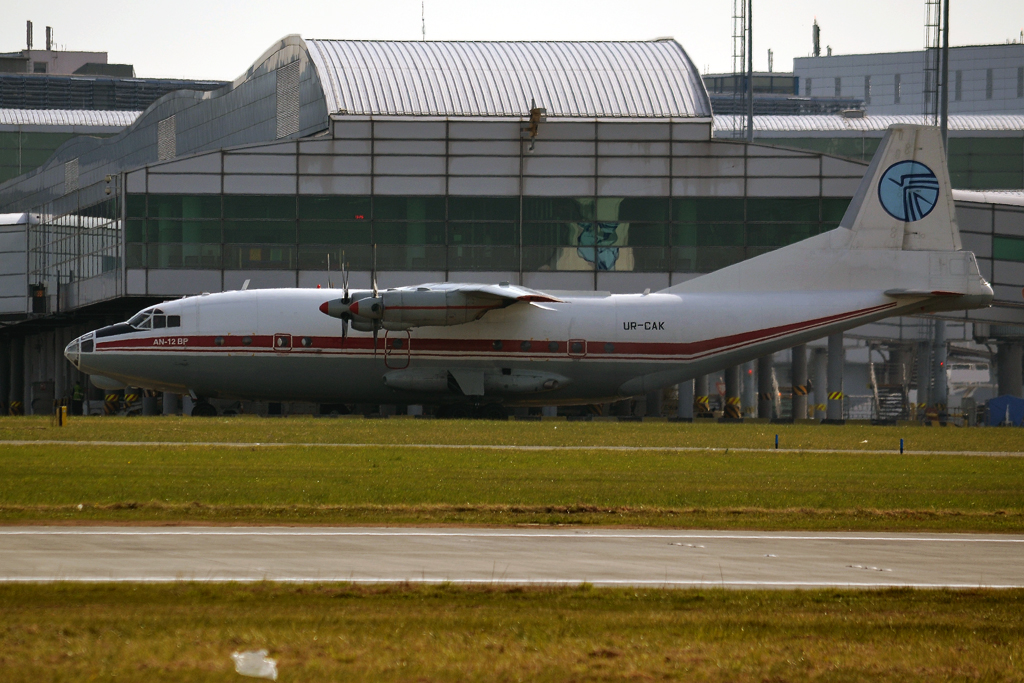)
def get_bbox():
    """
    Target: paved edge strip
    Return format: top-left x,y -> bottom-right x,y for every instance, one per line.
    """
0,577 -> 1019,589
1,529 -> 1022,542
0,439 -> 1020,458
